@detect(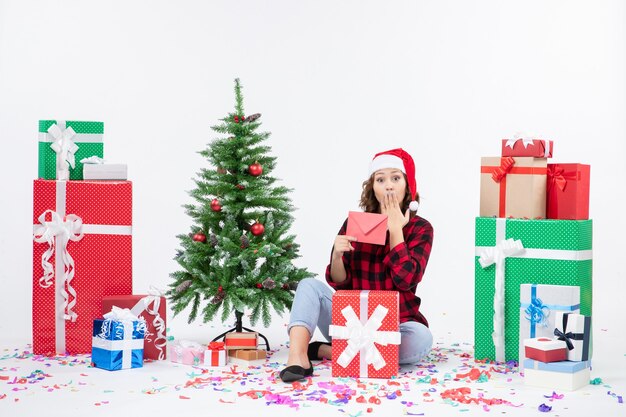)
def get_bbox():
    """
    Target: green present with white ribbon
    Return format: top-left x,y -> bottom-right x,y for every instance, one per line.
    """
38,120 -> 104,180
474,217 -> 592,363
